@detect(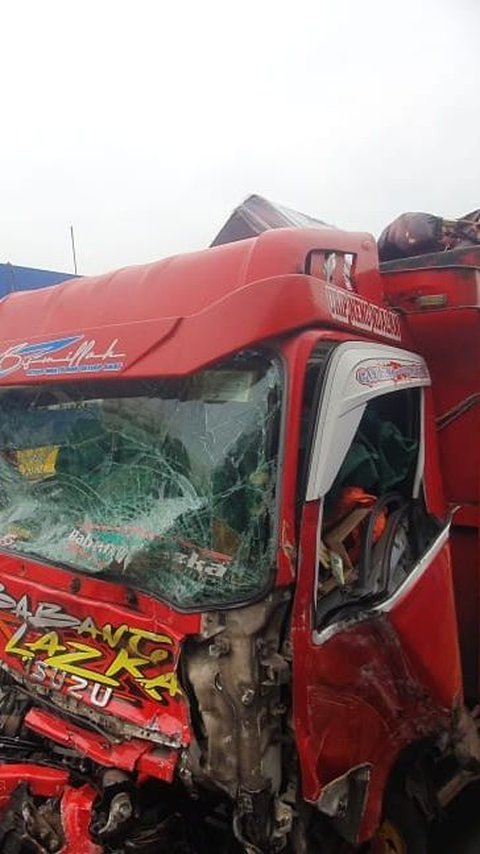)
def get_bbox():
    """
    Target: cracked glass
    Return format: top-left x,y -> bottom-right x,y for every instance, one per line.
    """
0,351 -> 282,608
